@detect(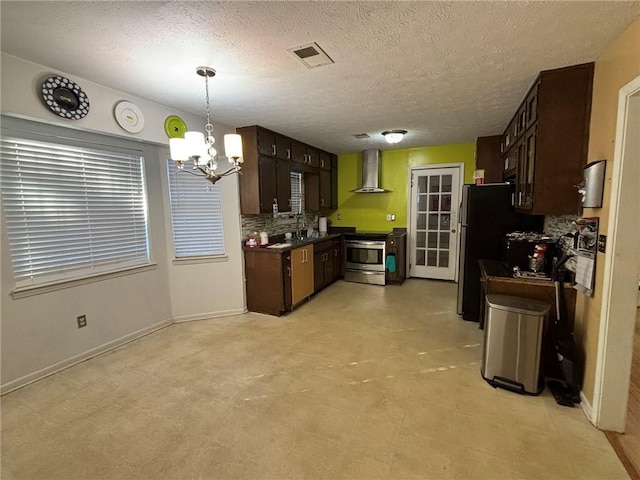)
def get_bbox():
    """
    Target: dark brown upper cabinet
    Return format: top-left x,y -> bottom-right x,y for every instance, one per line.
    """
501,63 -> 594,215
236,125 -> 339,214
